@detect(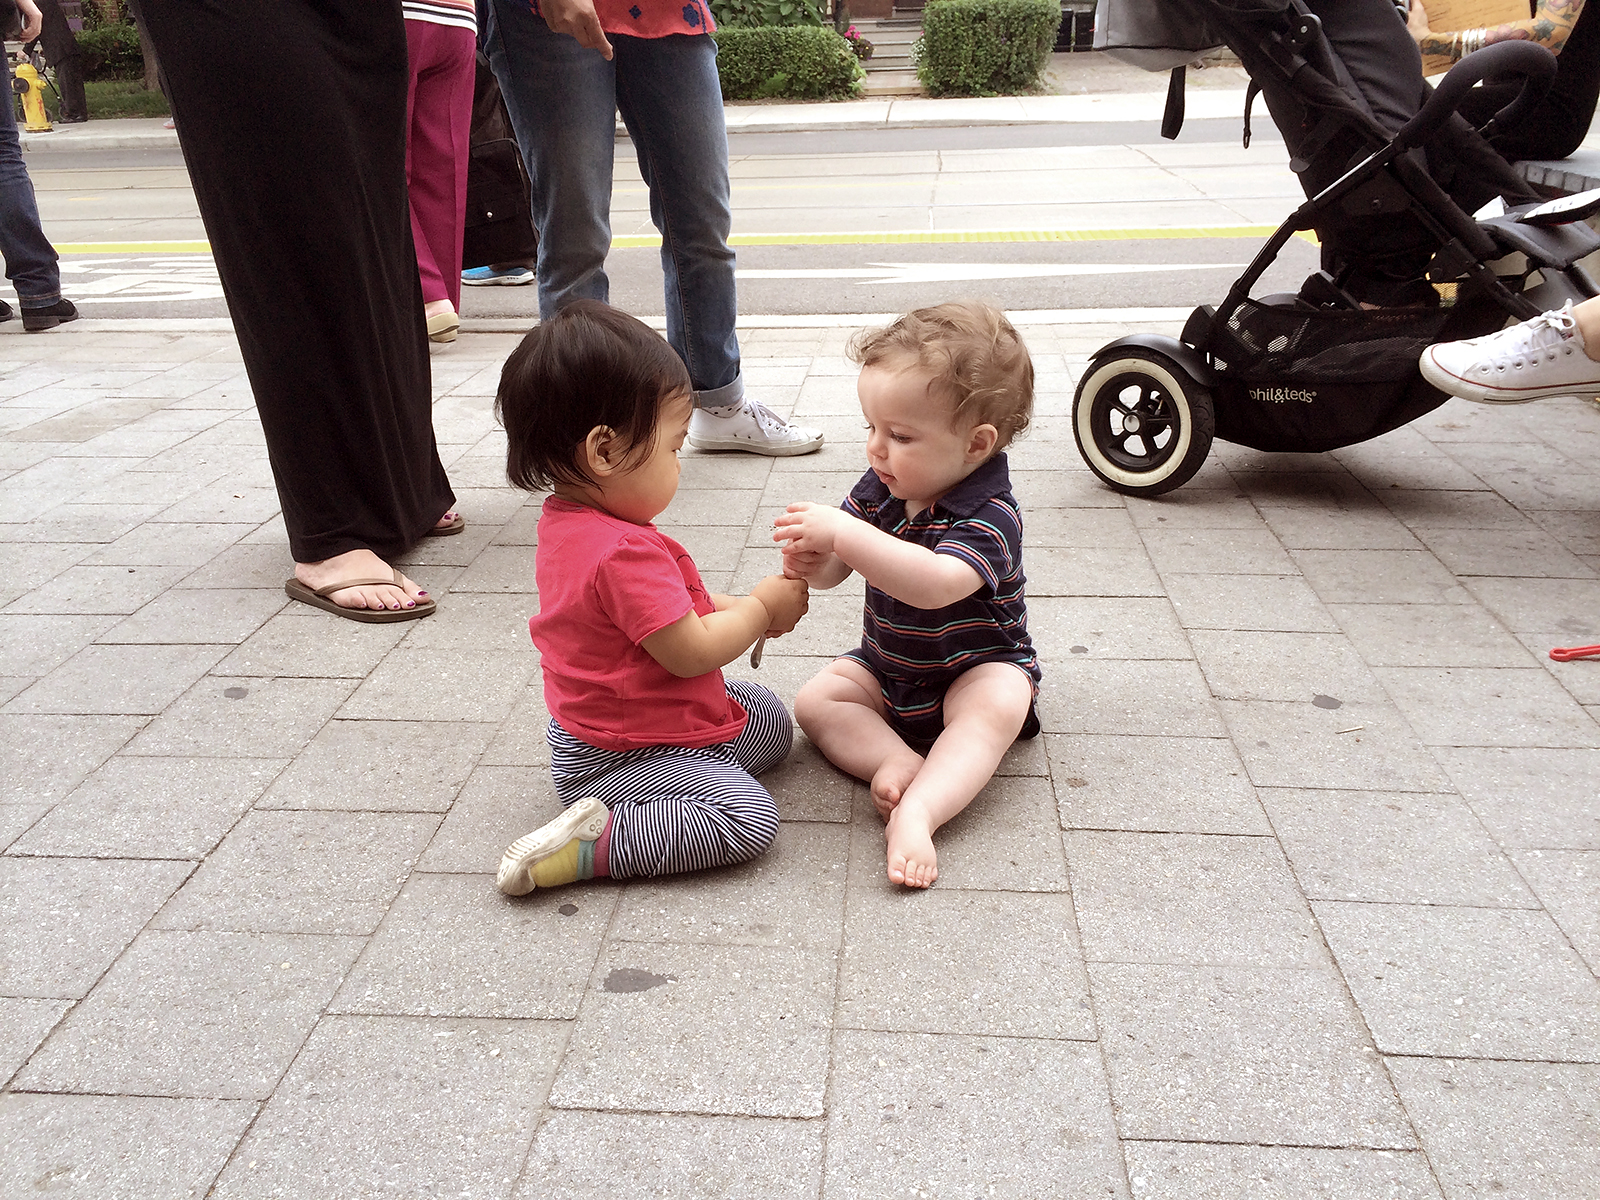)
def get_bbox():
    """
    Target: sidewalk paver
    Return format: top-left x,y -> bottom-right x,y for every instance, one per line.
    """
3,304 -> 1599,1198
